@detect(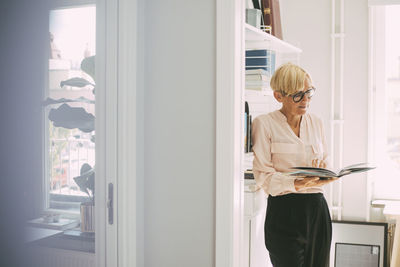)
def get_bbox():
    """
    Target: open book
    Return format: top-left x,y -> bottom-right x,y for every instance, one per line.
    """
288,163 -> 376,179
